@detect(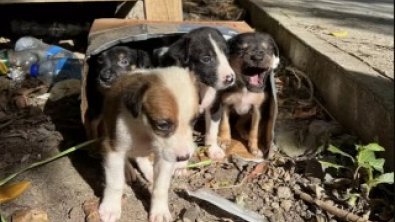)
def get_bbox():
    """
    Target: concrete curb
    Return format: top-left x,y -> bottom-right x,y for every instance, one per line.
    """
238,0 -> 394,169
